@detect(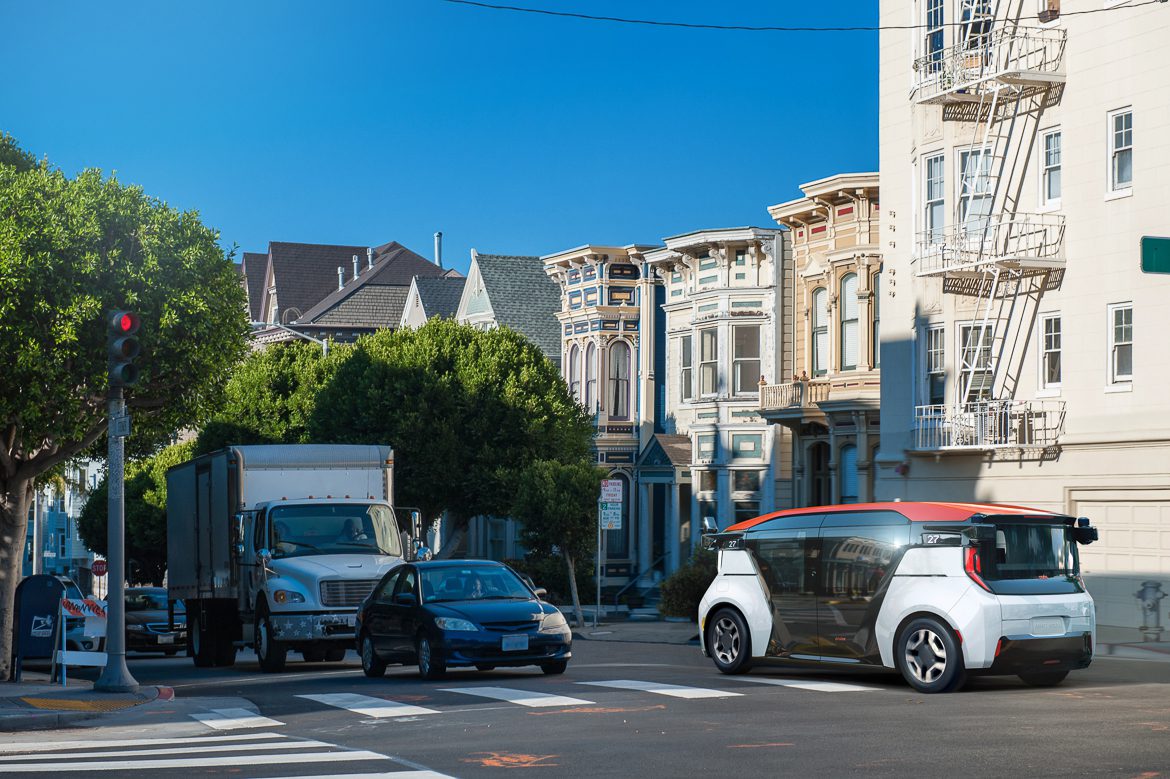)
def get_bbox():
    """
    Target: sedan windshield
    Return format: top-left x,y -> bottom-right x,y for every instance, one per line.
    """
421,565 -> 532,603
269,504 -> 402,558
